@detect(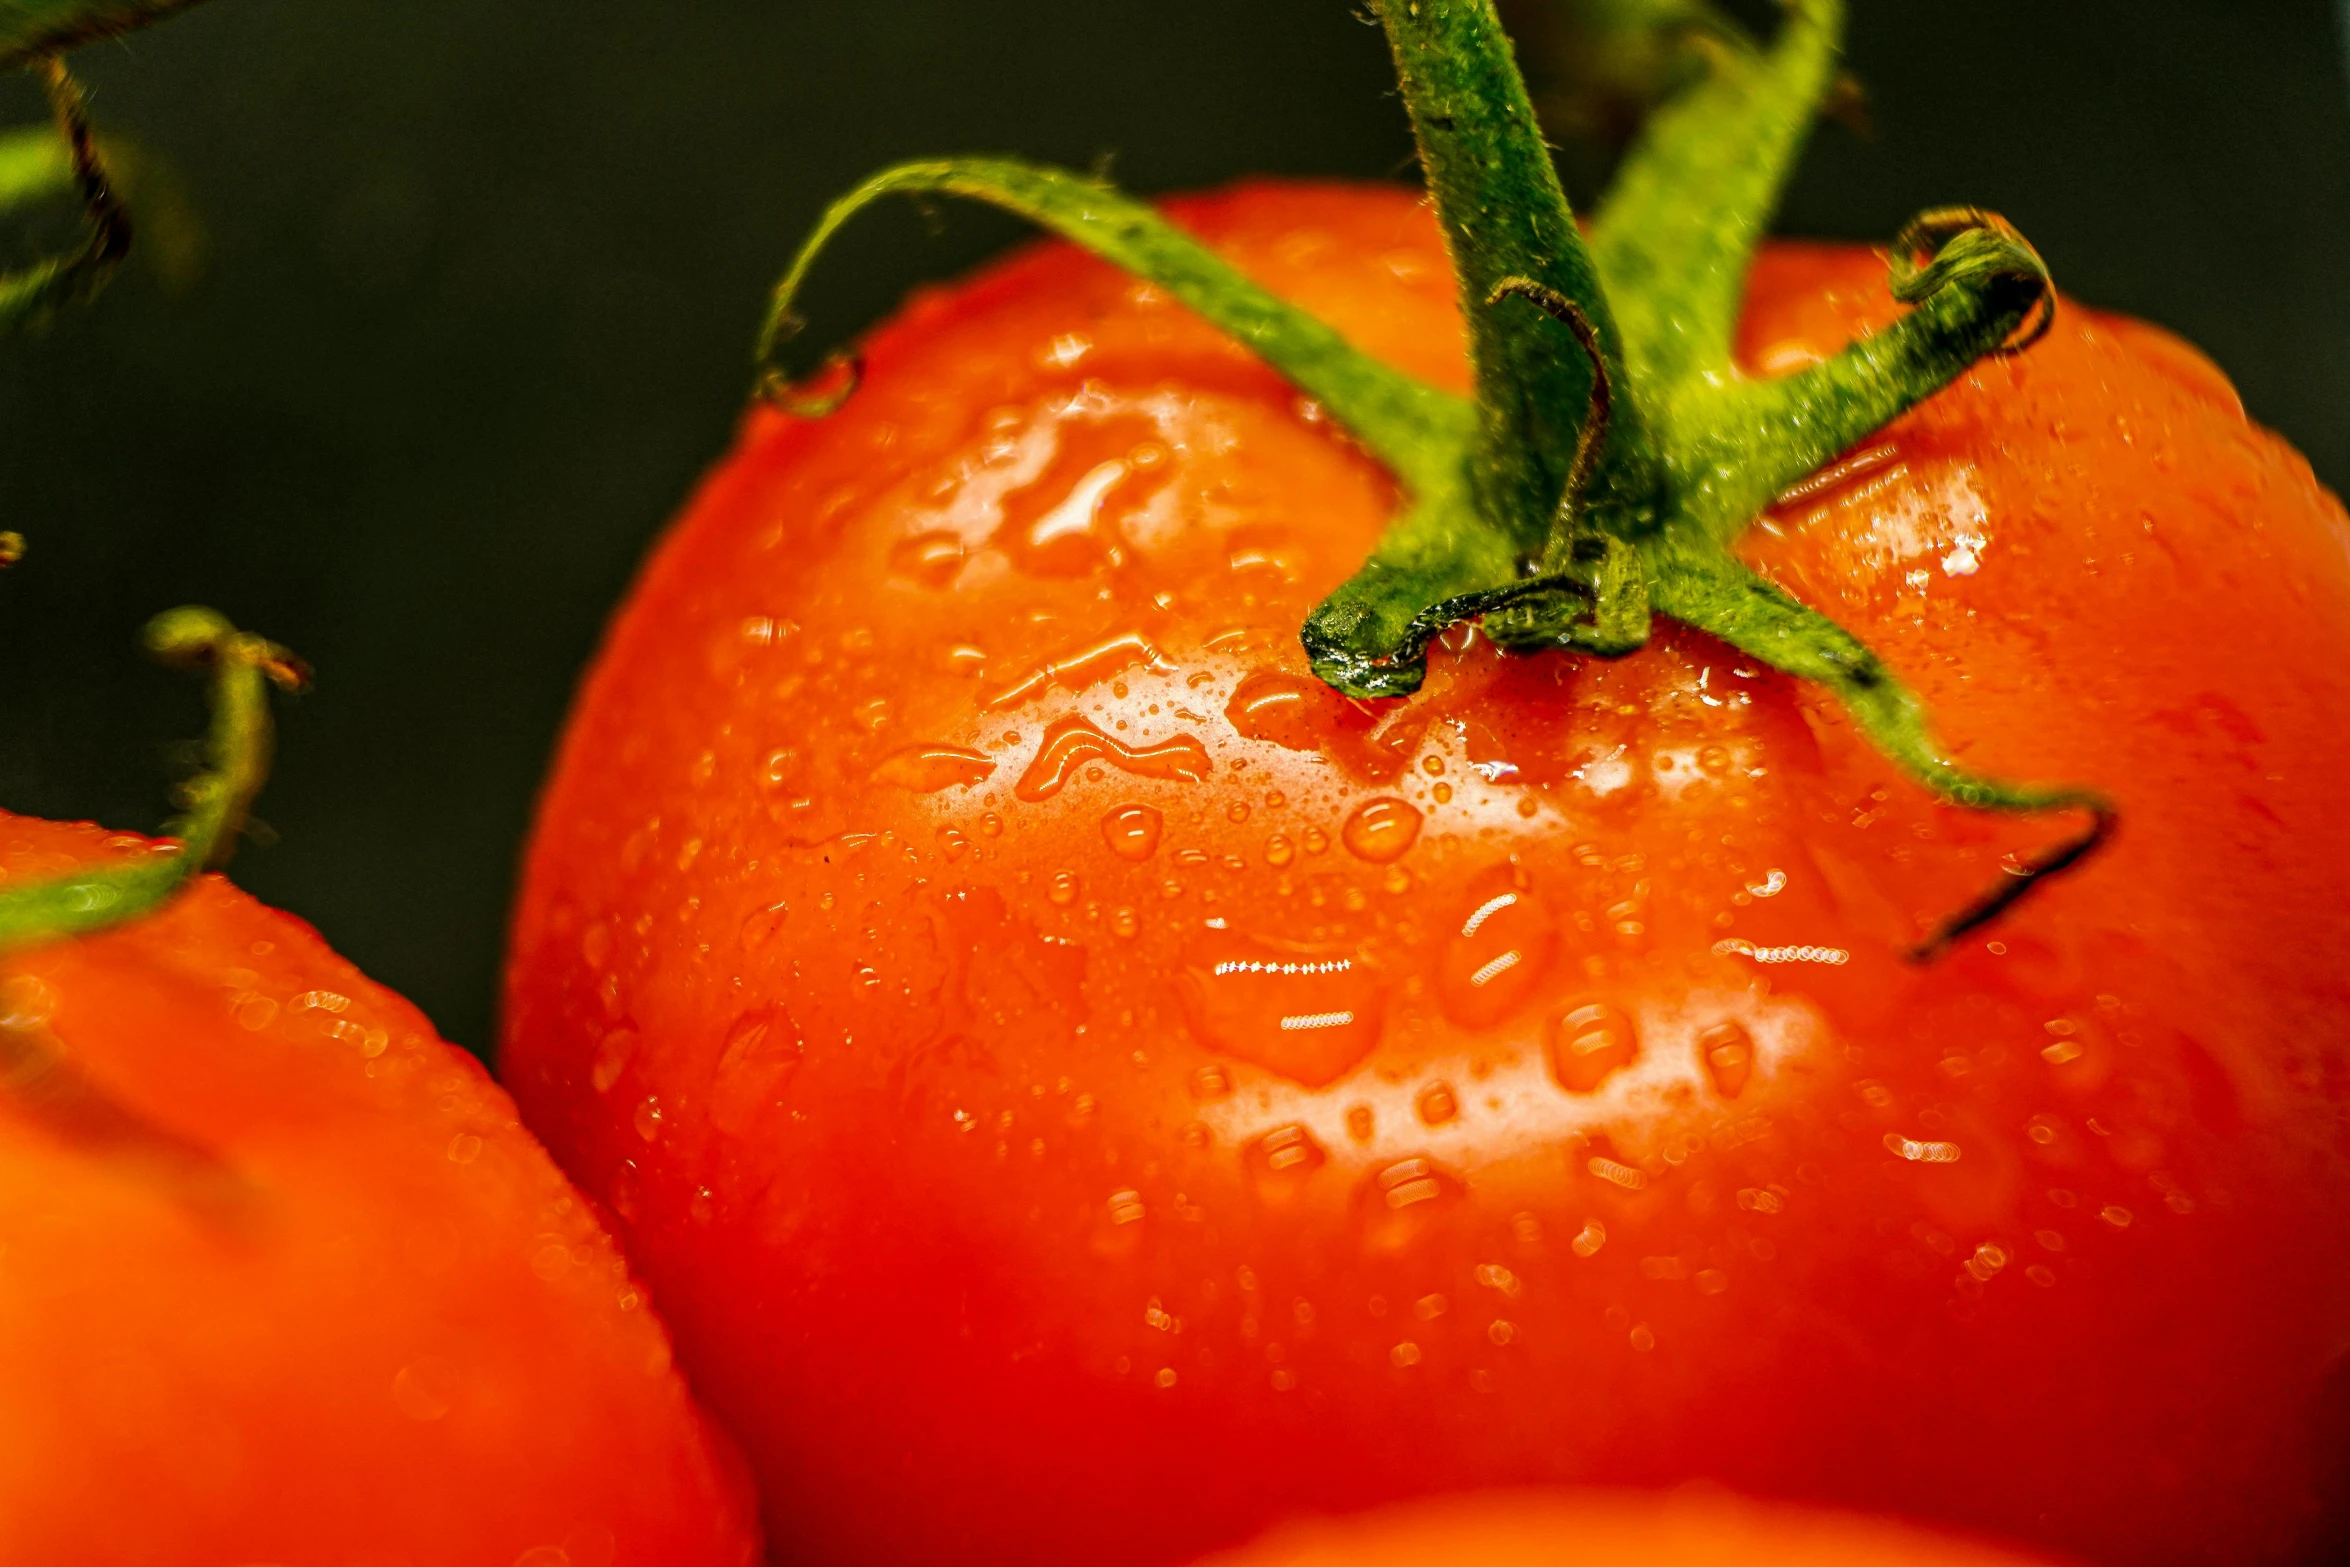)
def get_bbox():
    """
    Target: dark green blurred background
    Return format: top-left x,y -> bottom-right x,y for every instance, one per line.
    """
3,0 -> 2345,1056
